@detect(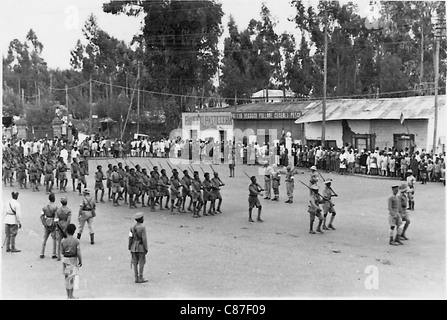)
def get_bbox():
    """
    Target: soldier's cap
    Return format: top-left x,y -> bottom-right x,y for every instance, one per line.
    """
134,212 -> 144,220
407,169 -> 413,173
391,185 -> 399,189
310,166 -> 317,170
398,183 -> 408,192
83,188 -> 91,194
310,185 -> 319,190
324,179 -> 332,184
